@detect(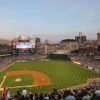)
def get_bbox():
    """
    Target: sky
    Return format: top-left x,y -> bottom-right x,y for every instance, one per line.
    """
0,0 -> 100,42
